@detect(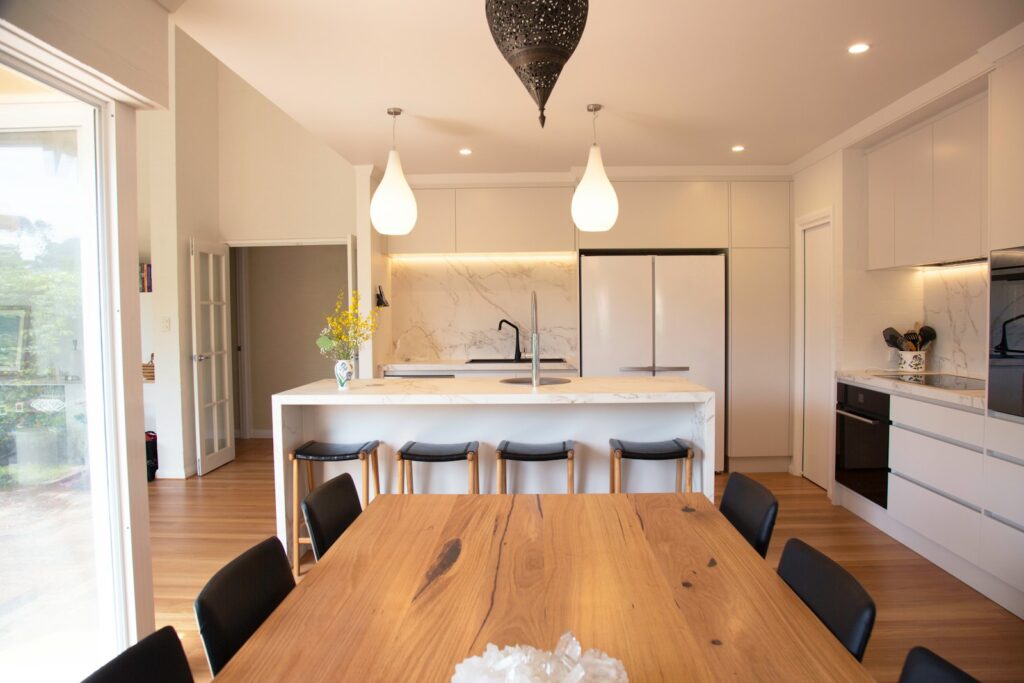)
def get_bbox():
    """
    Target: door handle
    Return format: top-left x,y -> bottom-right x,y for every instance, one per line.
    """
619,366 -> 655,373
836,409 -> 880,426
193,354 -> 210,362
653,366 -> 690,373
